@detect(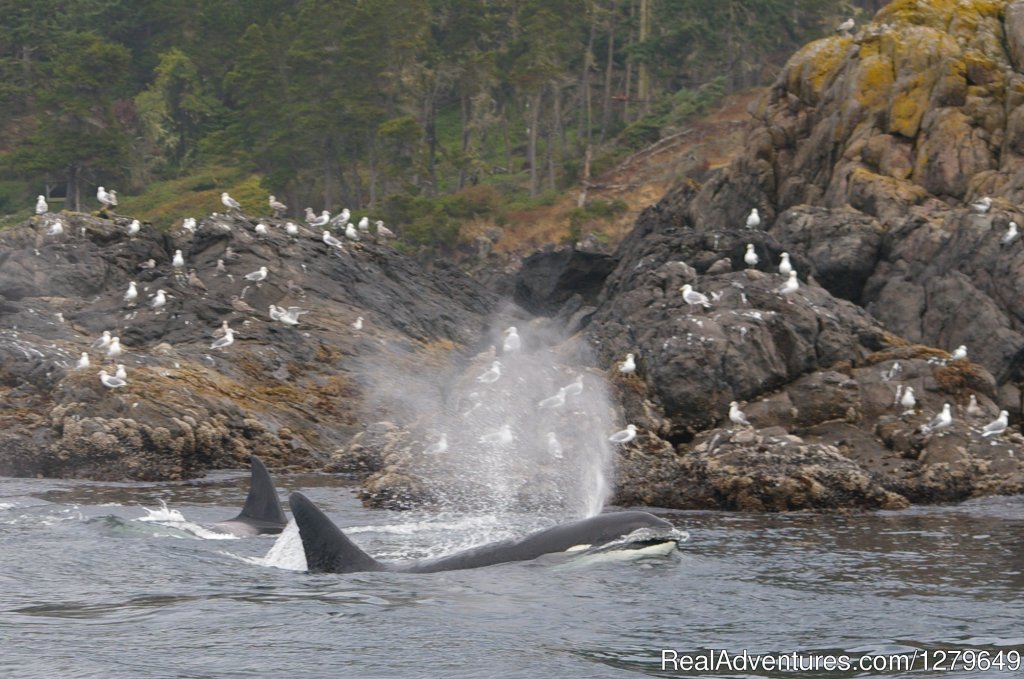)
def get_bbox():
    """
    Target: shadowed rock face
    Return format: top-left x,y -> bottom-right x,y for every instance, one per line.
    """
0,212 -> 496,480
513,248 -> 617,316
